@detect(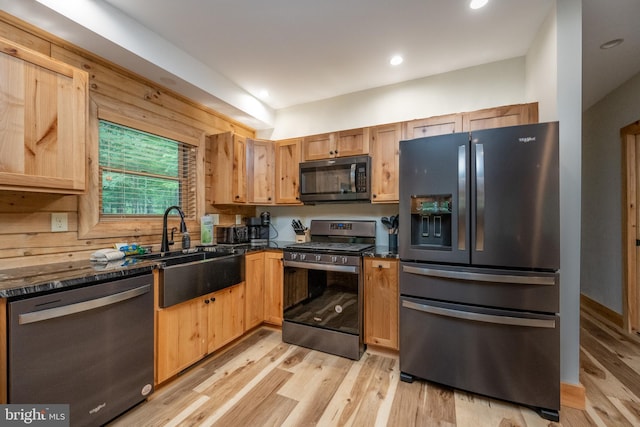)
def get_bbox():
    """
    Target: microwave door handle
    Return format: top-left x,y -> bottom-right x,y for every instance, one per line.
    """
350,163 -> 356,193
458,145 -> 466,251
475,143 -> 485,251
